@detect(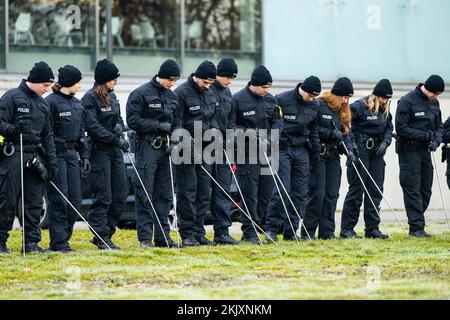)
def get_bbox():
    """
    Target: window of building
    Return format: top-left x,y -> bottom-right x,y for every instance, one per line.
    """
0,1 -> 5,69
1,0 -> 262,76
7,0 -> 96,72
